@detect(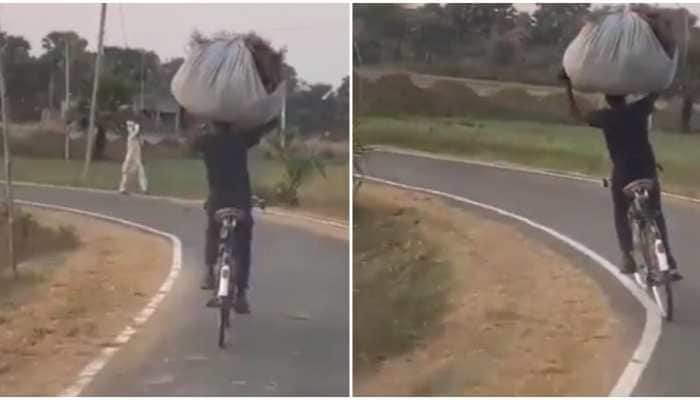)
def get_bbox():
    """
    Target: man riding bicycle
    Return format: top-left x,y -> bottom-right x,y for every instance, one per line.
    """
560,70 -> 682,281
190,116 -> 280,314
